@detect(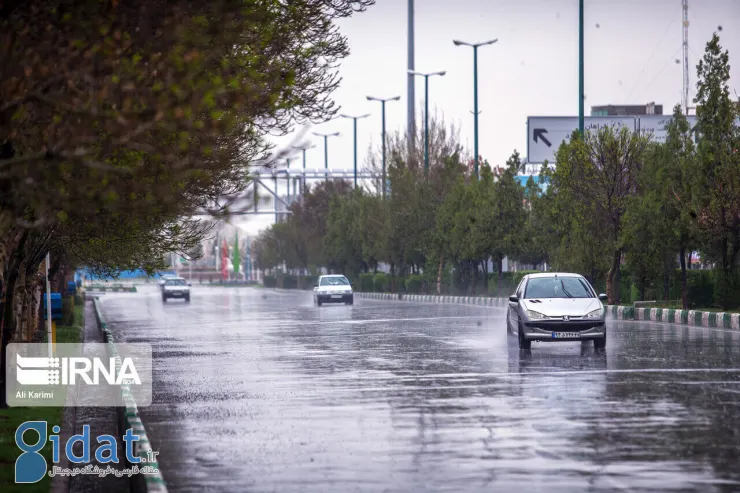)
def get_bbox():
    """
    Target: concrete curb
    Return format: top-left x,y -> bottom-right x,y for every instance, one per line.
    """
93,297 -> 168,493
89,286 -> 137,292
355,292 -> 740,330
